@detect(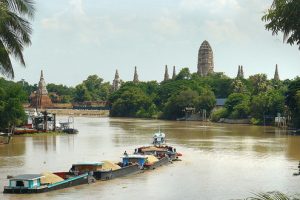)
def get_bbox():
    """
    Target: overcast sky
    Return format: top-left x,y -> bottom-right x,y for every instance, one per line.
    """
9,0 -> 300,86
